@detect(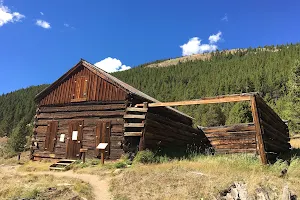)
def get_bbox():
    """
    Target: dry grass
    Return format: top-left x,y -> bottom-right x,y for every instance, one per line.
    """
18,160 -> 53,172
0,151 -> 30,165
110,154 -> 300,200
0,170 -> 94,200
290,137 -> 300,149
